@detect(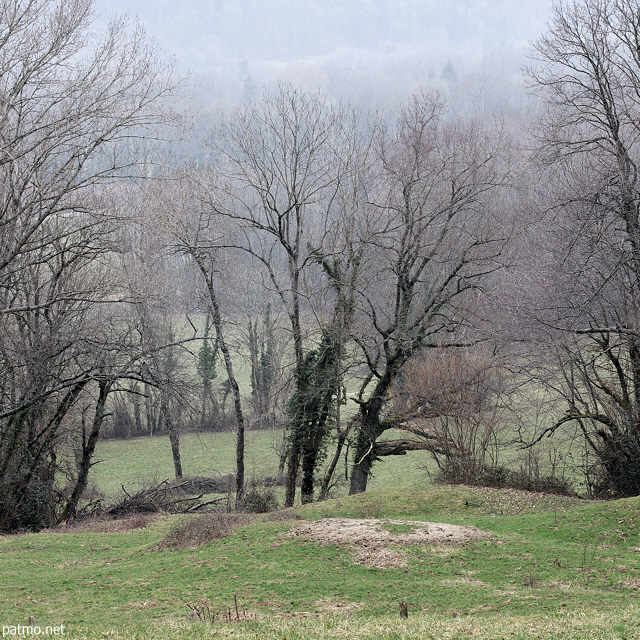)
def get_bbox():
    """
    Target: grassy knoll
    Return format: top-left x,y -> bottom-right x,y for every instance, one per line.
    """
1,485 -> 640,639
